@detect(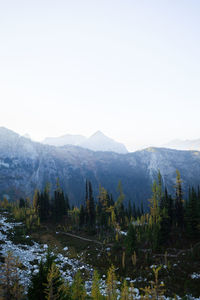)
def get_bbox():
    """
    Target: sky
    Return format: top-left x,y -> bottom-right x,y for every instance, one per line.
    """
0,0 -> 200,151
